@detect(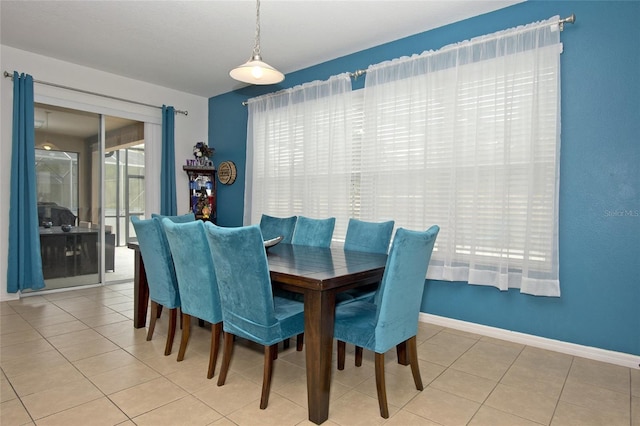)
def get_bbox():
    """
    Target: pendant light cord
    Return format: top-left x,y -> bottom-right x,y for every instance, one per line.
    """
253,0 -> 261,57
